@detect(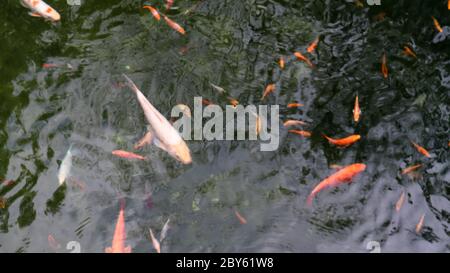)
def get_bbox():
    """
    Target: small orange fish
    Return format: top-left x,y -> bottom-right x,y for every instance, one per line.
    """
432,16 -> 443,33
163,15 -> 186,35
307,163 -> 366,205
202,98 -> 214,106
415,213 -> 425,233
307,37 -> 320,53
228,97 -> 239,107
401,164 -> 422,175
353,95 -> 361,122
411,141 -> 431,158
287,102 -> 304,108
294,52 -> 314,68
403,46 -> 417,58
448,0 -> 450,10
112,150 -> 147,161
105,201 -> 132,253
289,130 -> 312,138
395,191 -> 405,212
323,134 -> 361,147
42,63 -> 60,69
283,120 -> 307,127
381,53 -> 388,78
279,57 -> 285,69
48,234 -> 61,250
143,5 -> 160,21
234,210 -> 247,224
149,228 -> 161,253
261,84 -> 276,100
